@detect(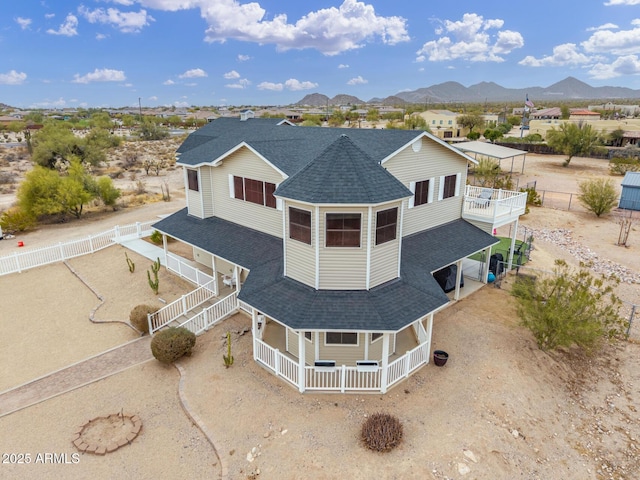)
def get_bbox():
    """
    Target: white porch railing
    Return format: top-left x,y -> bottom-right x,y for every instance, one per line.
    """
254,337 -> 429,394
178,292 -> 239,335
148,280 -> 216,334
0,220 -> 155,276
166,252 -> 214,286
462,185 -> 527,224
